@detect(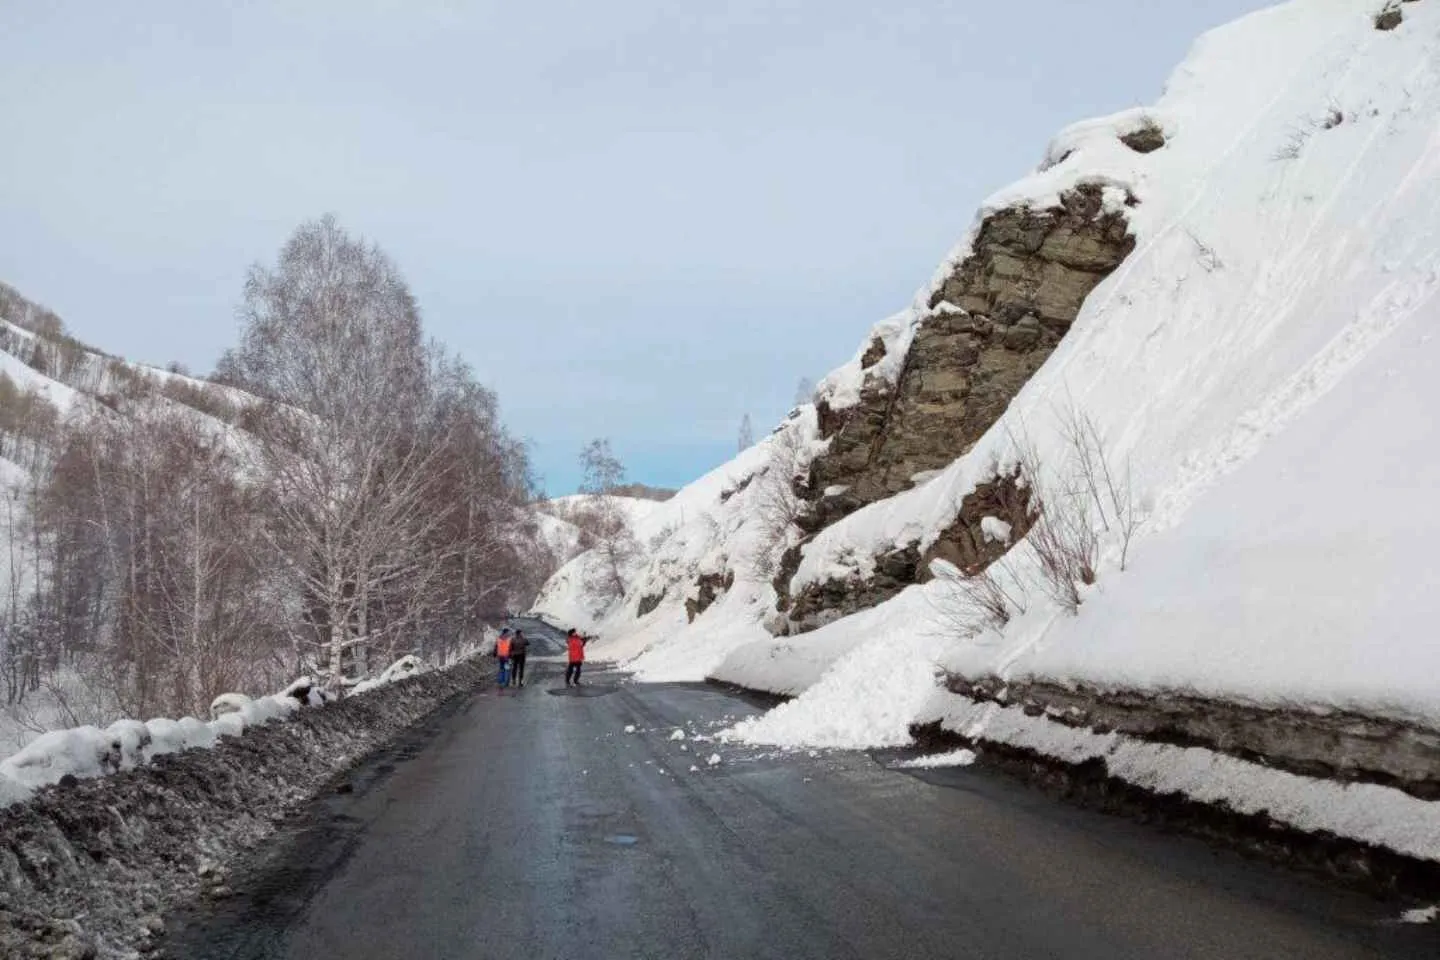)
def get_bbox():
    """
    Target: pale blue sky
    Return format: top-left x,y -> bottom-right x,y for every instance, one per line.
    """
0,0 -> 1270,493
